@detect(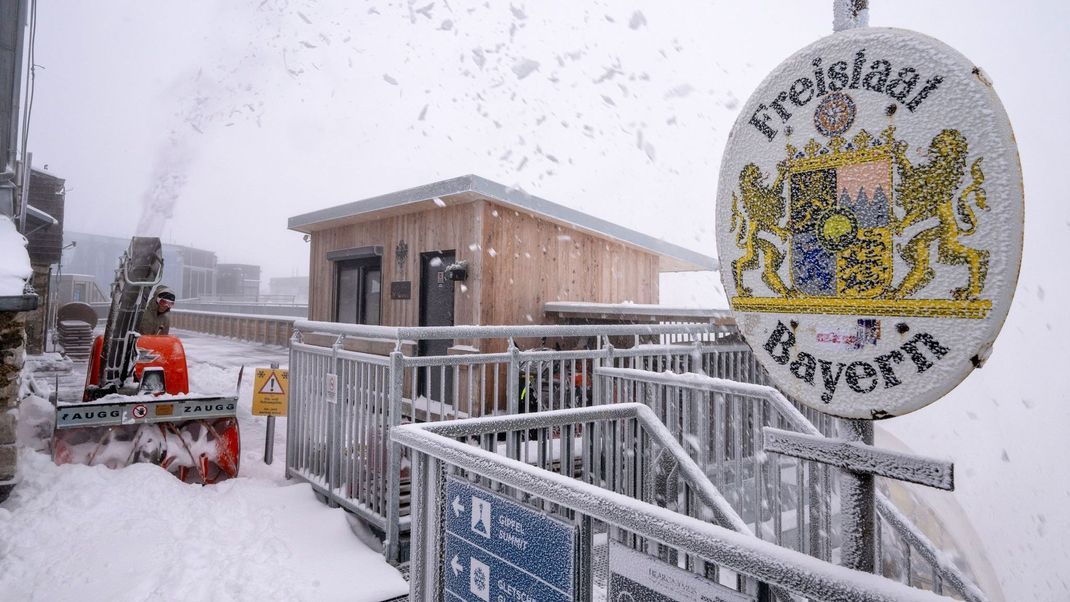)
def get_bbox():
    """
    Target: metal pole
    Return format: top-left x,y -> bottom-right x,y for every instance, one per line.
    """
838,418 -> 875,572
264,361 -> 279,464
16,150 -> 30,232
384,350 -> 405,564
833,0 -> 874,574
833,0 -> 869,32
